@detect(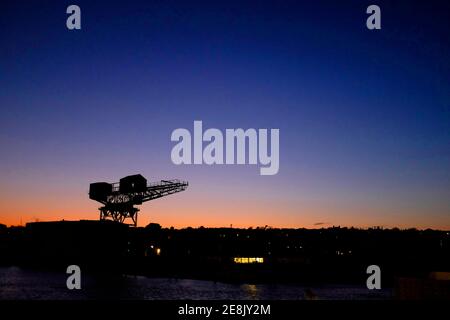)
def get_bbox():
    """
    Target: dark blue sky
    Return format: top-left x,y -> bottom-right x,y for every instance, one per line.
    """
1,0 -> 449,228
